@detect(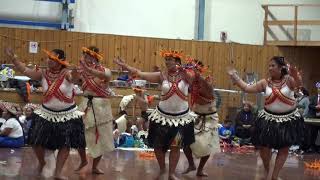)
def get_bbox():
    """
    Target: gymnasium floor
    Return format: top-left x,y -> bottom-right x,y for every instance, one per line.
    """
0,147 -> 319,180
